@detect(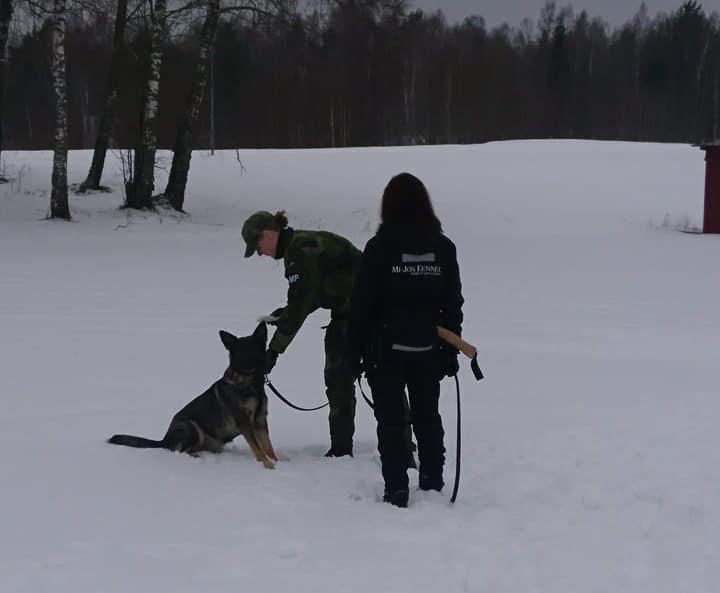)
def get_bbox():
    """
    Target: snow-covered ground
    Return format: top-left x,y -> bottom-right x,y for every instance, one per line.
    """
1,141 -> 718,593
